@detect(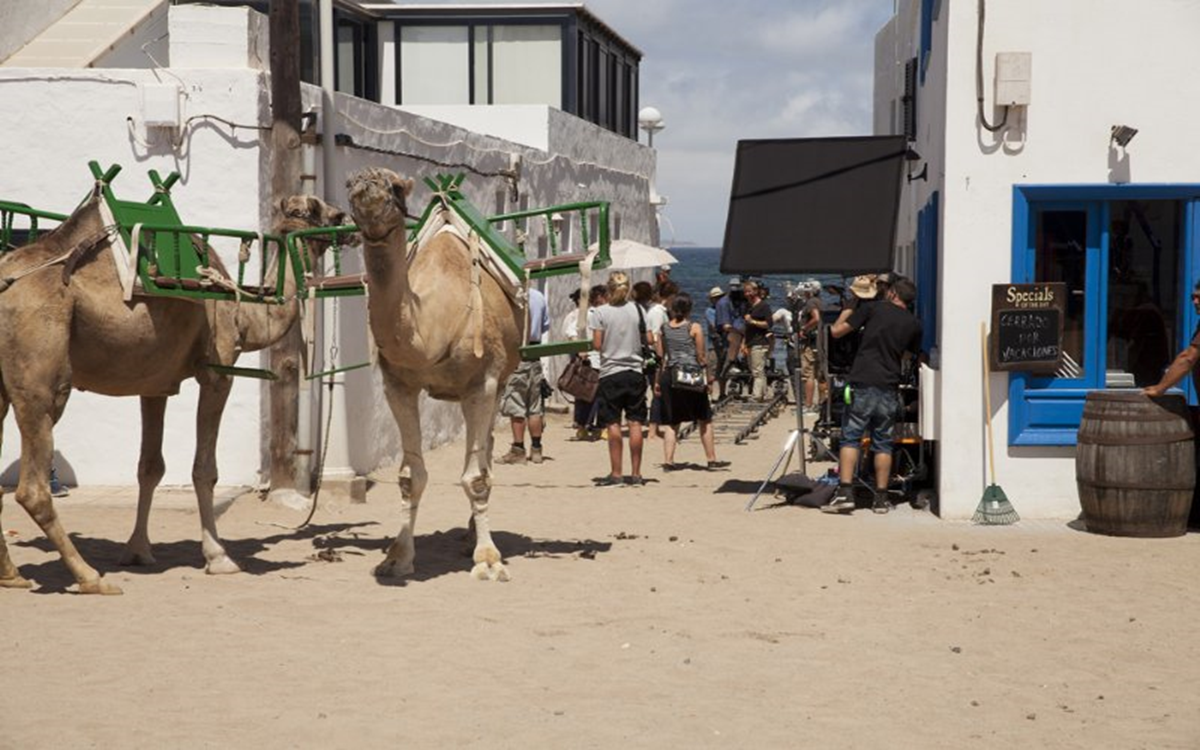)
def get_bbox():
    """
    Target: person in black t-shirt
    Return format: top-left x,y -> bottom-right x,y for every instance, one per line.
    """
822,275 -> 922,514
742,280 -> 773,401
